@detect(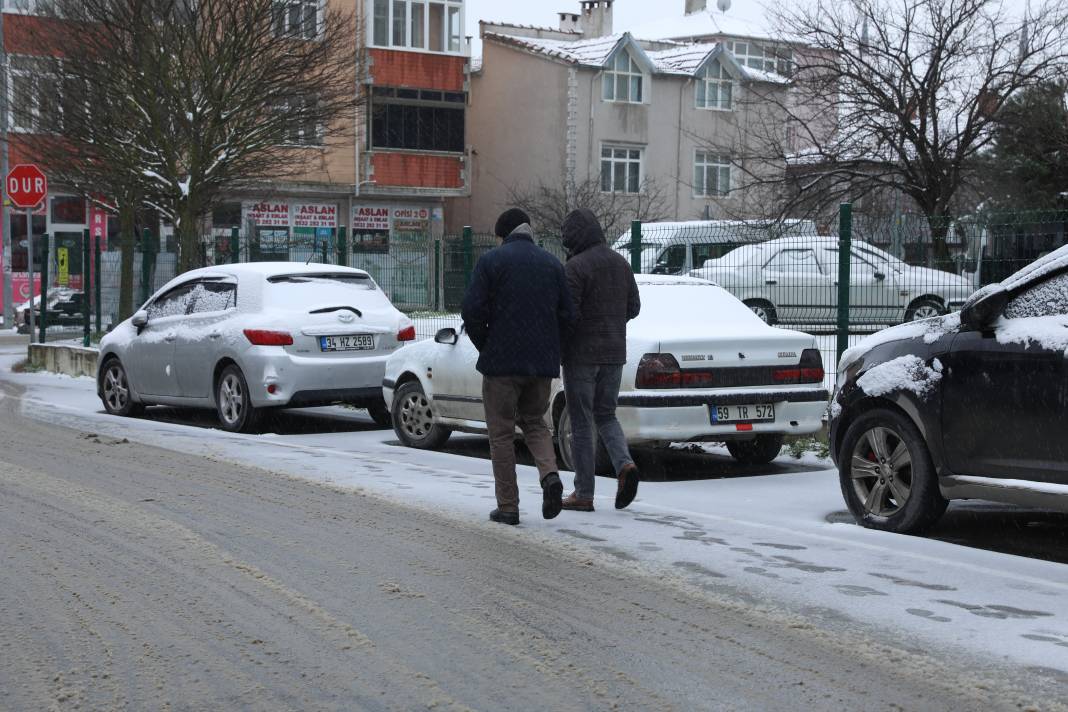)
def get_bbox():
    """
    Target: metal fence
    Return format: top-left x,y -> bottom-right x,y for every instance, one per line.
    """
20,208 -> 1068,381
